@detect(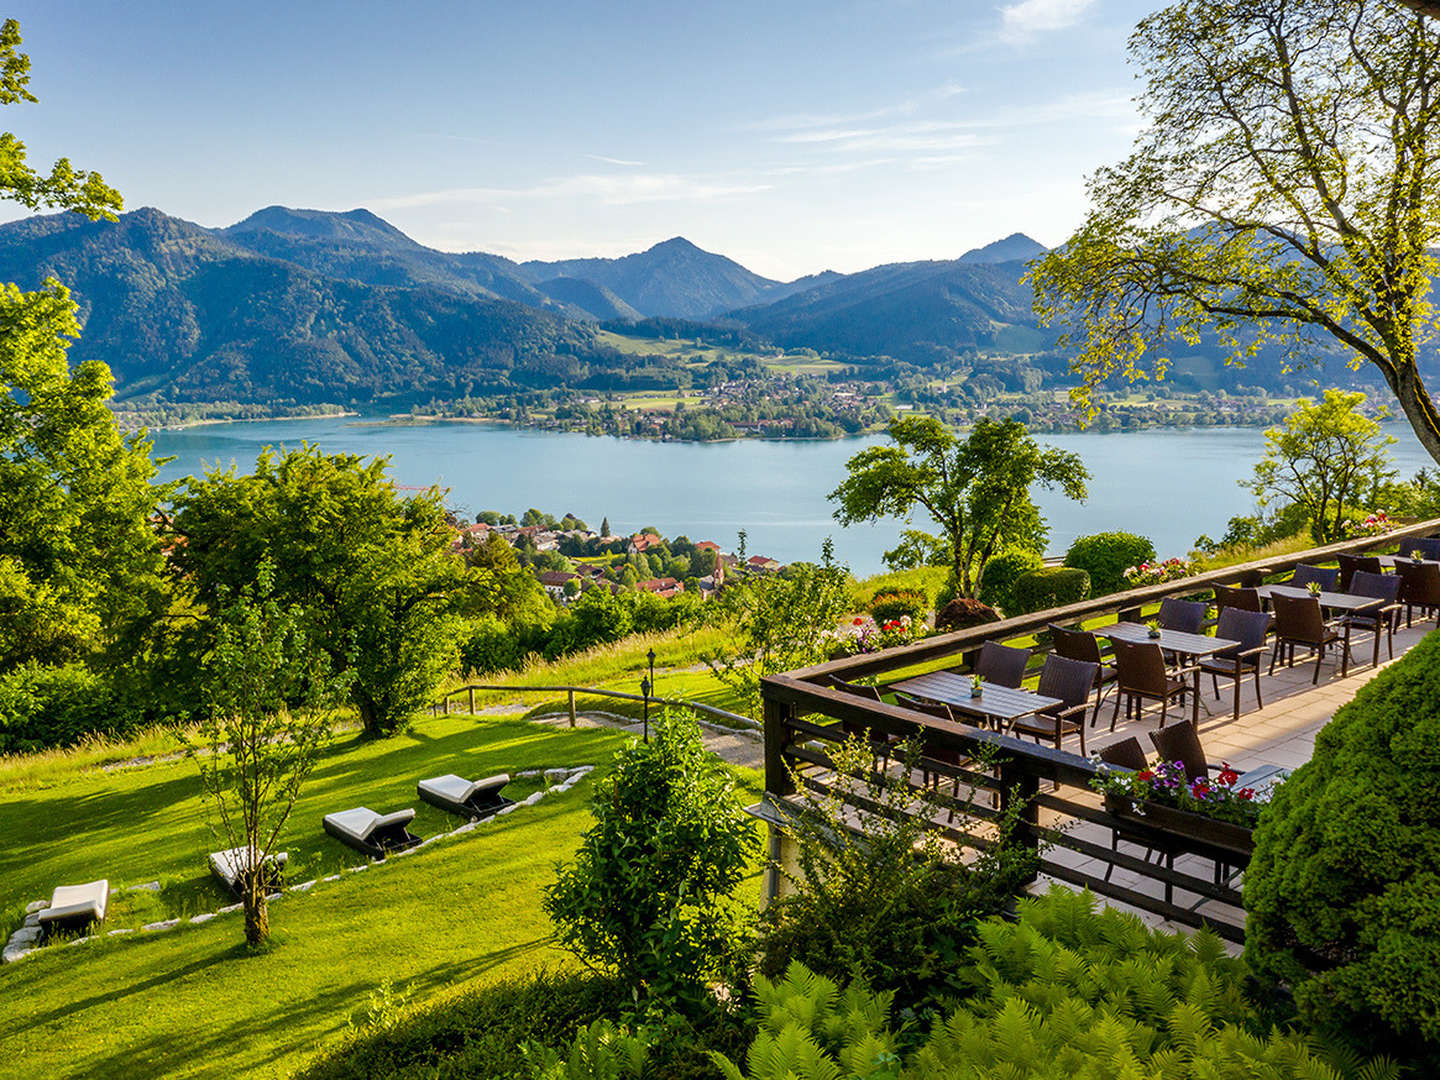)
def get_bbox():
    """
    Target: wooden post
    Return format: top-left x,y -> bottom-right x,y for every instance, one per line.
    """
468,687 -> 475,715
998,757 -> 1041,884
568,689 -> 577,727
763,694 -> 796,798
